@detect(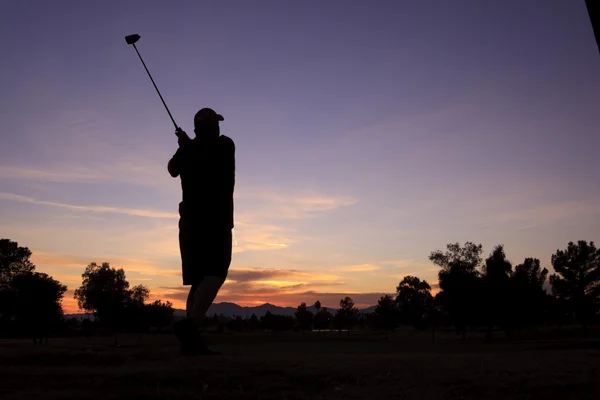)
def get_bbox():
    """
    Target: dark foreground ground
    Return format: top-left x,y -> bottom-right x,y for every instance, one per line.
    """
1,329 -> 599,400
